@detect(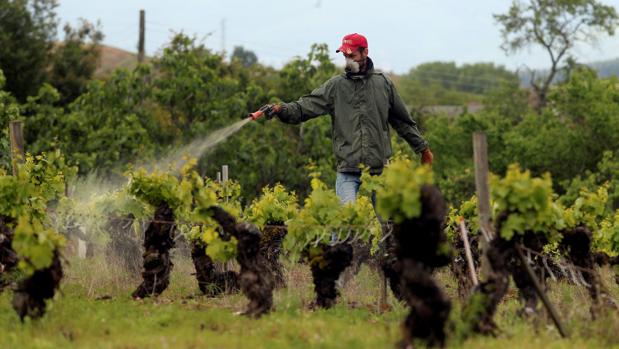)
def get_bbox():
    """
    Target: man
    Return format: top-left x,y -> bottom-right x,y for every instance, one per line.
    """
264,33 -> 433,204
